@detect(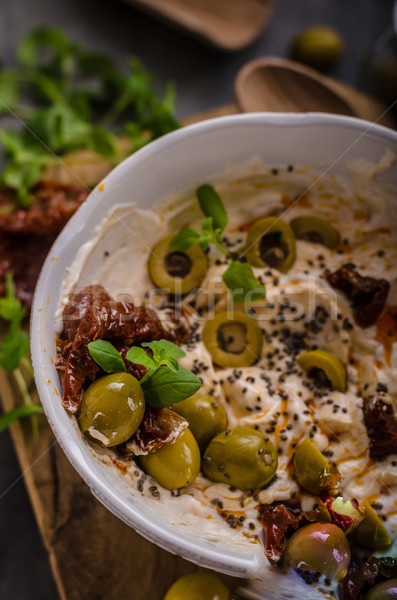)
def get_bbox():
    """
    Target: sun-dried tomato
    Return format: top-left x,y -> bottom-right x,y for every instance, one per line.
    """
0,180 -> 88,236
363,395 -> 397,460
326,267 -> 389,328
